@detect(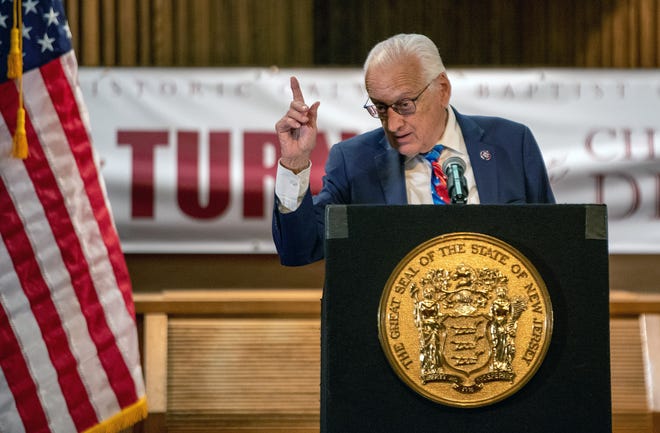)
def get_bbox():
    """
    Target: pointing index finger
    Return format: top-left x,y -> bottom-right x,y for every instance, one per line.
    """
290,76 -> 306,105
